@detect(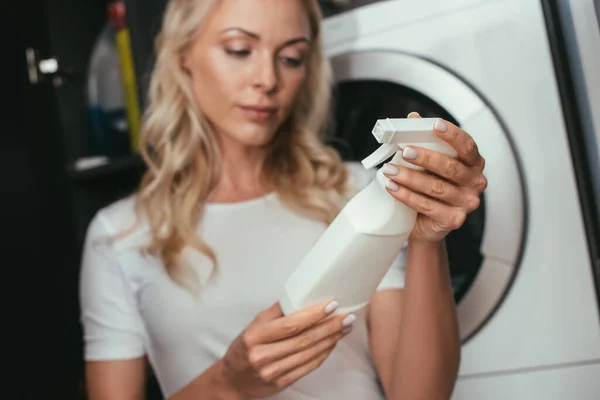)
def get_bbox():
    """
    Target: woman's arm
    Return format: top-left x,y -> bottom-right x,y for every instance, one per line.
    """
84,355 -> 243,400
168,359 -> 242,400
367,289 -> 404,396
369,240 -> 460,400
80,214 -> 154,400
85,359 -> 147,400
85,359 -> 239,400
370,114 -> 485,398
170,300 -> 352,400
